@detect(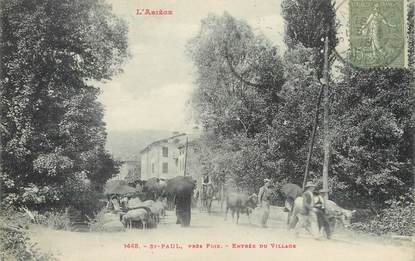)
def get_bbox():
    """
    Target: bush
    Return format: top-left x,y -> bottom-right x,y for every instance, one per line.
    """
0,208 -> 56,261
351,193 -> 415,236
60,176 -> 103,218
87,209 -> 109,232
43,211 -> 71,230
2,172 -> 104,221
87,209 -> 124,232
